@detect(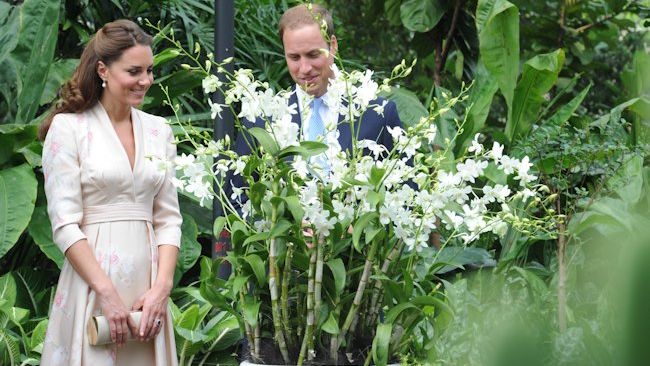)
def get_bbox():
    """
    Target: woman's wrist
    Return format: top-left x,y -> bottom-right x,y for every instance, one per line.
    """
94,280 -> 115,297
153,278 -> 173,296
